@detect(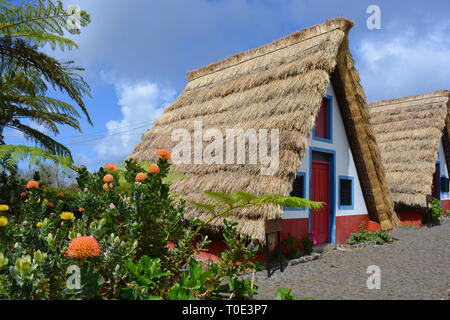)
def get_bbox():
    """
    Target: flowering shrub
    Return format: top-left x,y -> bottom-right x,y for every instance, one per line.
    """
279,233 -> 315,260
0,152 -> 322,299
